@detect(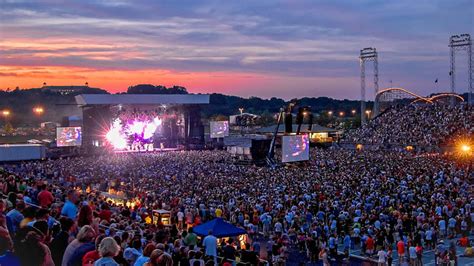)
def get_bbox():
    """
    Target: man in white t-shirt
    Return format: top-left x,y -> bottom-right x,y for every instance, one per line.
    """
377,249 -> 387,266
203,230 -> 217,264
177,211 -> 184,229
408,245 -> 417,265
274,221 -> 283,236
